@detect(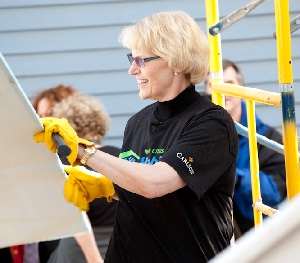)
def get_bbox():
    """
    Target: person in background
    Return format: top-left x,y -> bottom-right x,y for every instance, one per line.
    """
204,59 -> 286,238
33,85 -> 77,118
33,86 -> 119,263
34,11 -> 238,262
